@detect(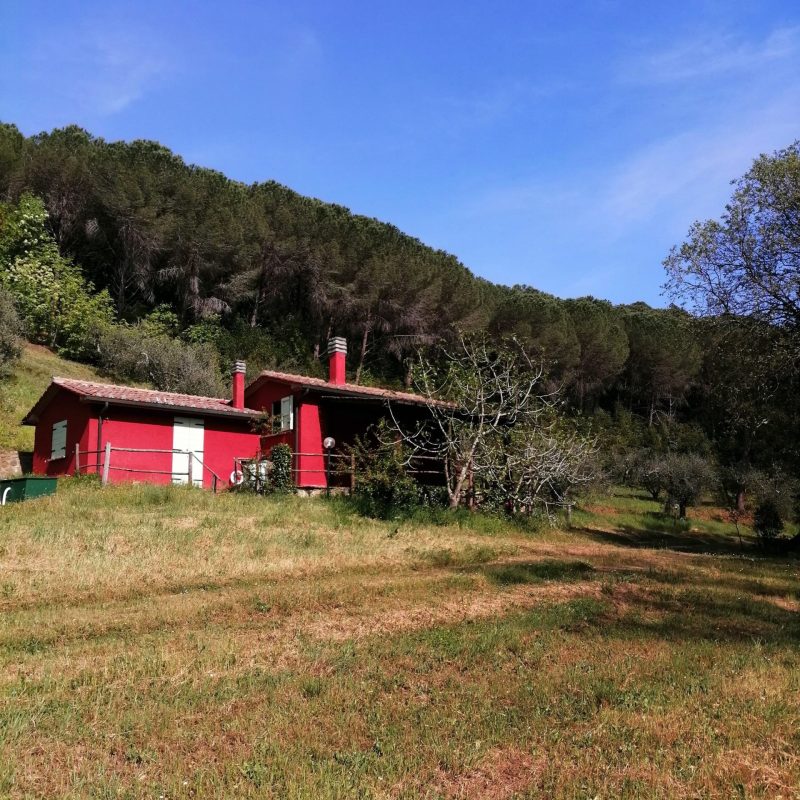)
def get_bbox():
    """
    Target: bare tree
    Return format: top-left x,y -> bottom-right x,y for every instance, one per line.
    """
390,334 -> 595,510
482,423 -> 598,516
